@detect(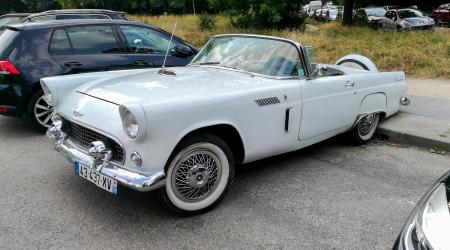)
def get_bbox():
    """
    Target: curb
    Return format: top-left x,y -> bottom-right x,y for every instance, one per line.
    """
376,113 -> 450,152
376,127 -> 450,151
